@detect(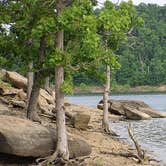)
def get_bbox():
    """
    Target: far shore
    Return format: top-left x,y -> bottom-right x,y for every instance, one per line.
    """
74,84 -> 166,94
